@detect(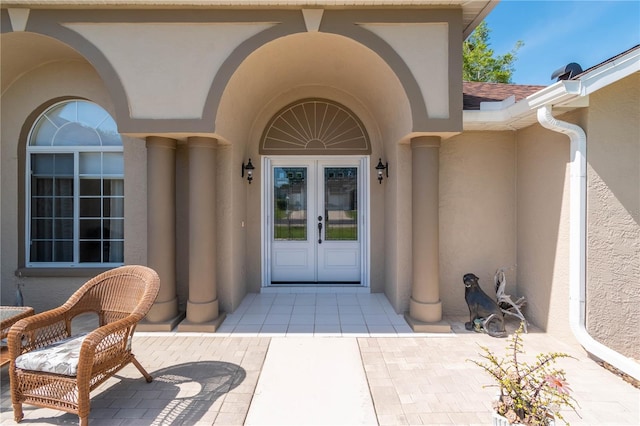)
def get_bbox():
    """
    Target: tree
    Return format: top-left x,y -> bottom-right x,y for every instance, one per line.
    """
463,21 -> 523,83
